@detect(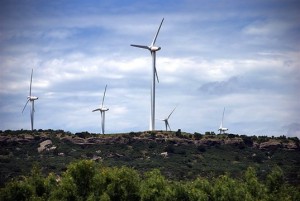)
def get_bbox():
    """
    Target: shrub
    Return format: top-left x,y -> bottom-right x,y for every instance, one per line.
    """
197,145 -> 206,152
140,169 -> 172,201
0,180 -> 33,201
94,166 -> 141,201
